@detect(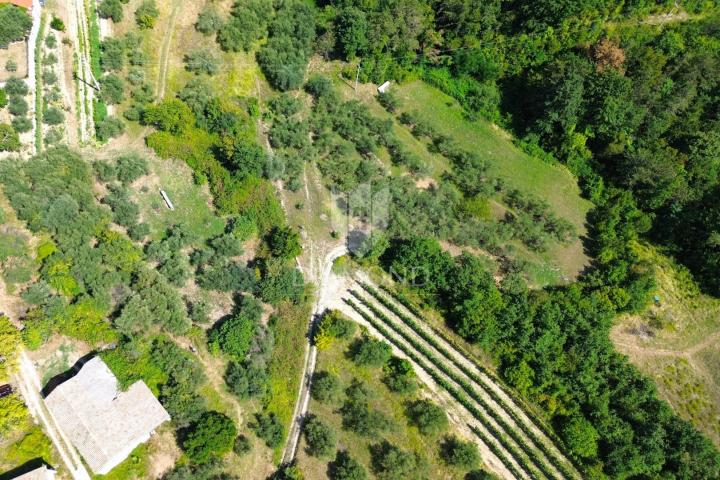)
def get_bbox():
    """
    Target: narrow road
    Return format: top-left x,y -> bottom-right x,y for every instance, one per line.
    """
280,244 -> 348,464
15,351 -> 91,480
155,0 -> 181,100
